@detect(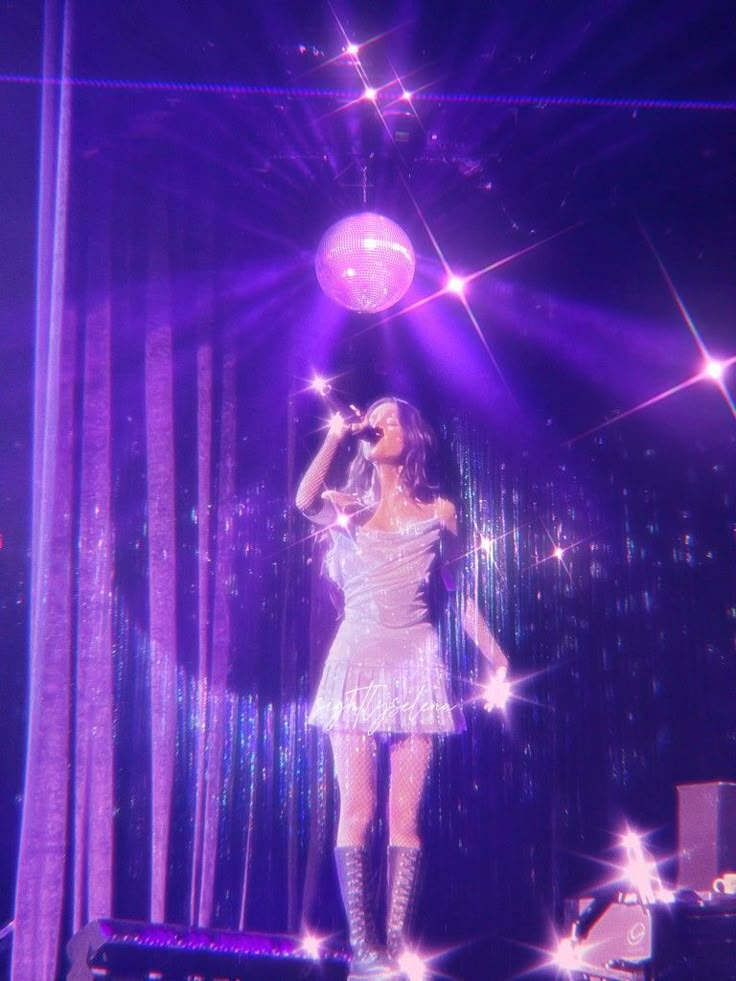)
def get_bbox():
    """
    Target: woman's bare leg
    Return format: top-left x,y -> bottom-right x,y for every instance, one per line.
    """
329,730 -> 379,846
387,734 -> 433,847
